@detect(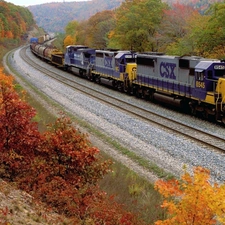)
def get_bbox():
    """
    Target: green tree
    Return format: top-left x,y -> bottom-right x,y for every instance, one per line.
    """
200,2 -> 225,58
112,0 -> 166,51
180,11 -> 210,56
167,2 -> 225,58
65,20 -> 79,37
85,10 -> 116,48
158,2 -> 200,55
